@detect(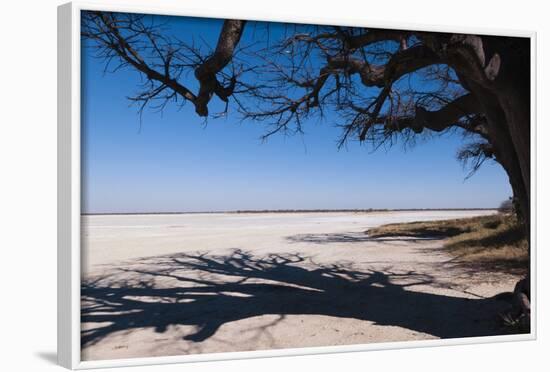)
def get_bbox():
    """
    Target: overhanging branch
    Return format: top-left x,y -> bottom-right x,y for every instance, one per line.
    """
82,12 -> 246,117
